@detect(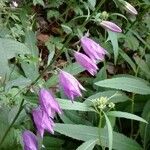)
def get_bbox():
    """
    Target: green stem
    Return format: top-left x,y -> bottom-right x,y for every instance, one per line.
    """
0,99 -> 24,147
98,111 -> 105,150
